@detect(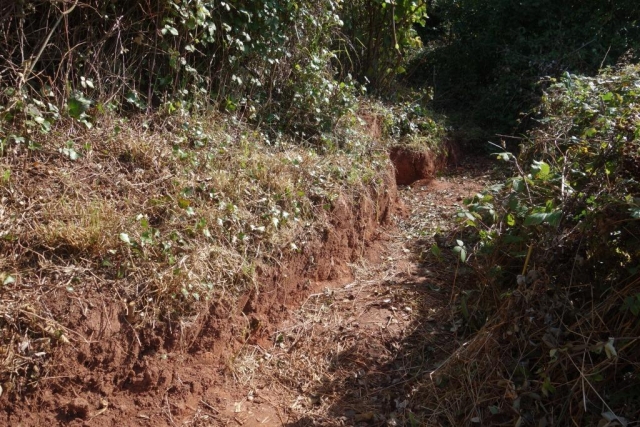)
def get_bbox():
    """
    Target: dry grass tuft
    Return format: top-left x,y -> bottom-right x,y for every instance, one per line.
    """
419,274 -> 640,426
